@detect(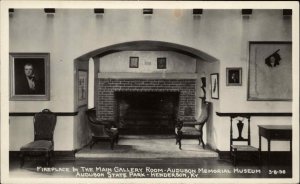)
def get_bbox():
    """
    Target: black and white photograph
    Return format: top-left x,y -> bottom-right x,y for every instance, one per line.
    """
0,1 -> 299,184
